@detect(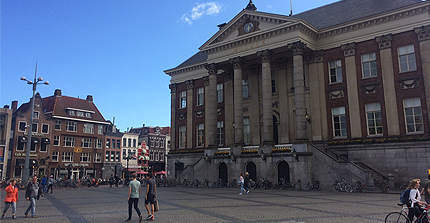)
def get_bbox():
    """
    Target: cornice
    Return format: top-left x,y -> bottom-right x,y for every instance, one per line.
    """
51,116 -> 110,125
317,4 -> 430,39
